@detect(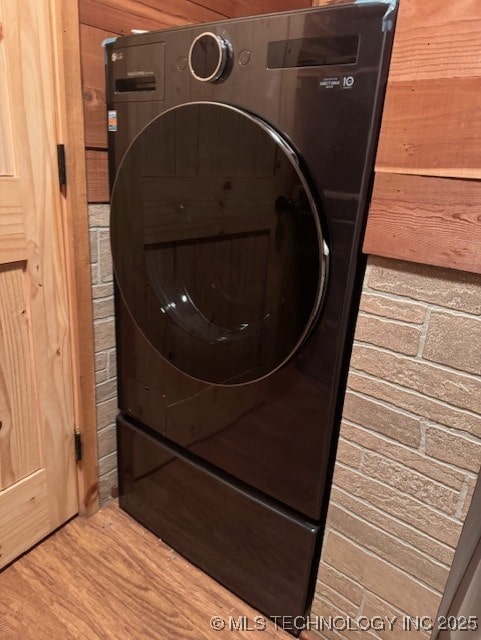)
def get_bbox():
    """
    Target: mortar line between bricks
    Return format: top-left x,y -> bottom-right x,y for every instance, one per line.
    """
360,288 -> 428,308
345,387 -> 433,424
99,450 -> 117,462
364,413 -> 481,470
333,580 -> 426,625
421,417 -> 481,449
351,341 -> 481,385
455,480 -> 471,520
93,294 -> 115,302
338,429 -> 416,467
355,595 -> 370,625
93,317 -> 115,327
97,422 -> 117,435
356,451 -> 461,507
91,262 -> 100,284
318,557 -> 415,621
329,499 -> 452,570
335,462 -> 465,524
313,580 -> 360,612
356,311 -> 425,329
315,558 -> 374,594
323,528 -> 443,597
348,369 -> 481,423
331,485 -> 456,553
312,599 -> 381,639
353,337 -> 420,358
361,286 -> 481,319
341,416 -> 474,481
419,421 -> 427,455
416,307 -> 432,358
